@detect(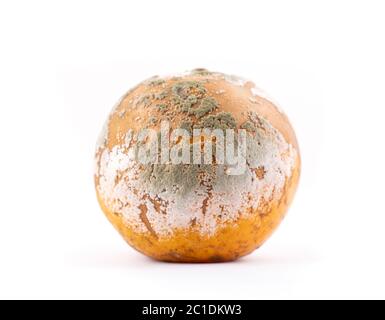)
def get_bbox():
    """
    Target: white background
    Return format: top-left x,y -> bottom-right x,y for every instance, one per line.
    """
0,0 -> 384,299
